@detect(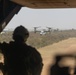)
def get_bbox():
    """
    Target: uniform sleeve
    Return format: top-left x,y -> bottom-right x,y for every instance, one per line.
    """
31,47 -> 42,63
28,47 -> 43,75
